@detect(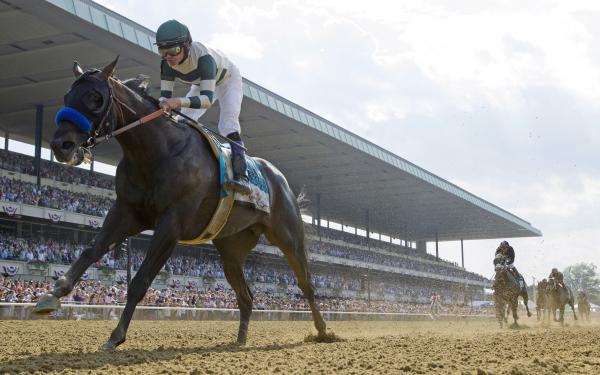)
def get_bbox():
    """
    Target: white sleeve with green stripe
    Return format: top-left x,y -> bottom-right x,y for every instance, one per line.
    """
159,55 -> 216,109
